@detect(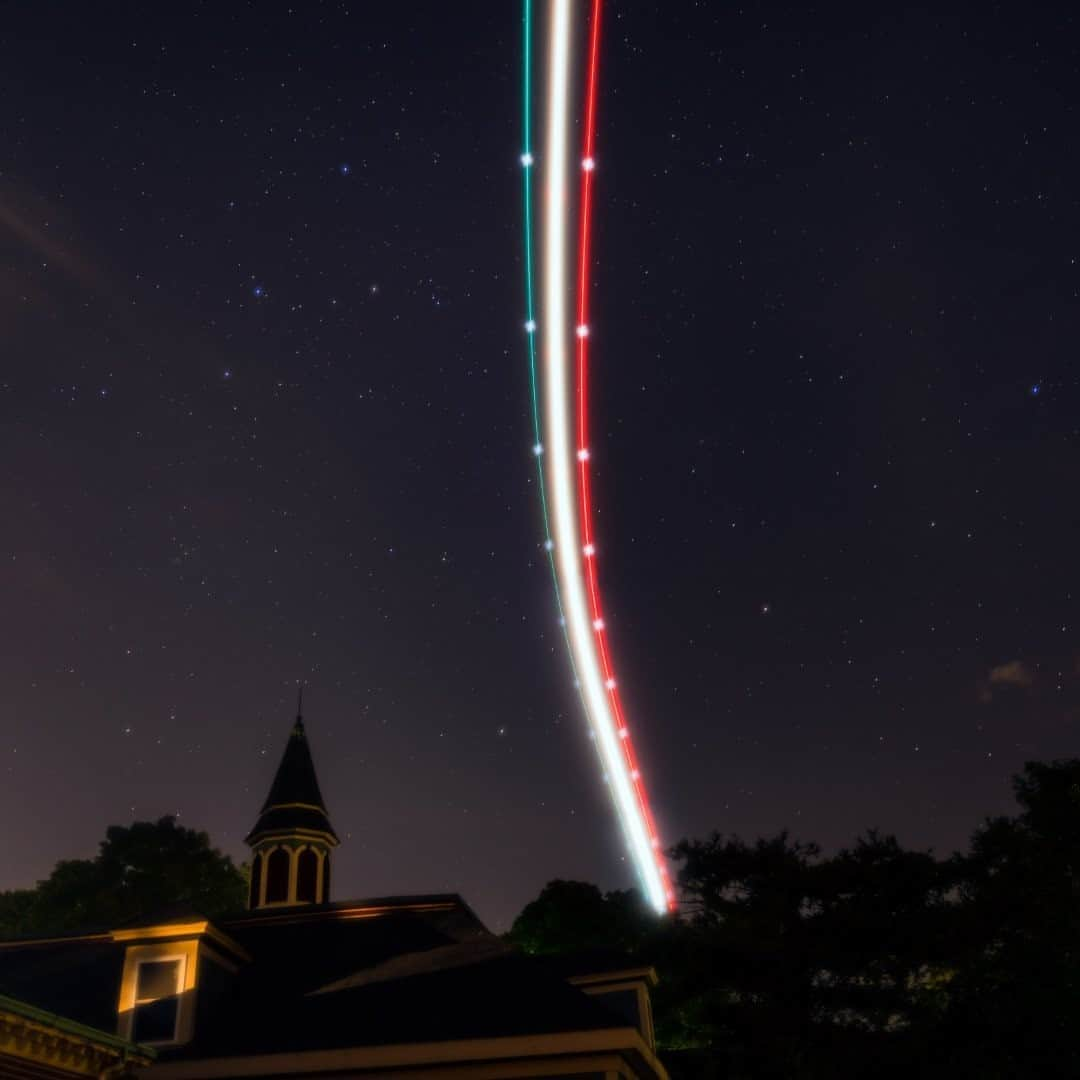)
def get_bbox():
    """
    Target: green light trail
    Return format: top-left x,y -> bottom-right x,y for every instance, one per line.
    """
522,0 -> 575,662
